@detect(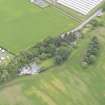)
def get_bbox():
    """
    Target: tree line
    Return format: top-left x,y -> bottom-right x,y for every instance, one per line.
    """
0,31 -> 80,83
81,36 -> 100,68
